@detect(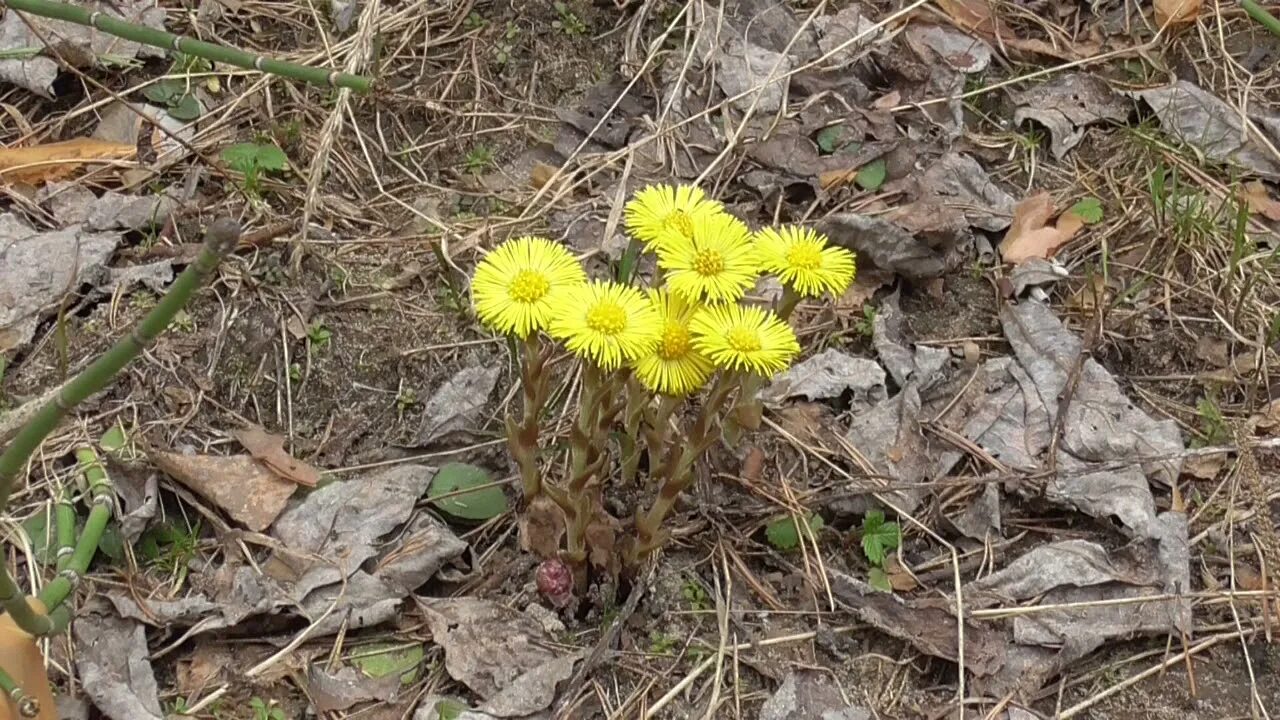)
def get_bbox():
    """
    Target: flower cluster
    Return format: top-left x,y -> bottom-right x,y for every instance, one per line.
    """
472,184 -> 855,395
469,183 -> 856,582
